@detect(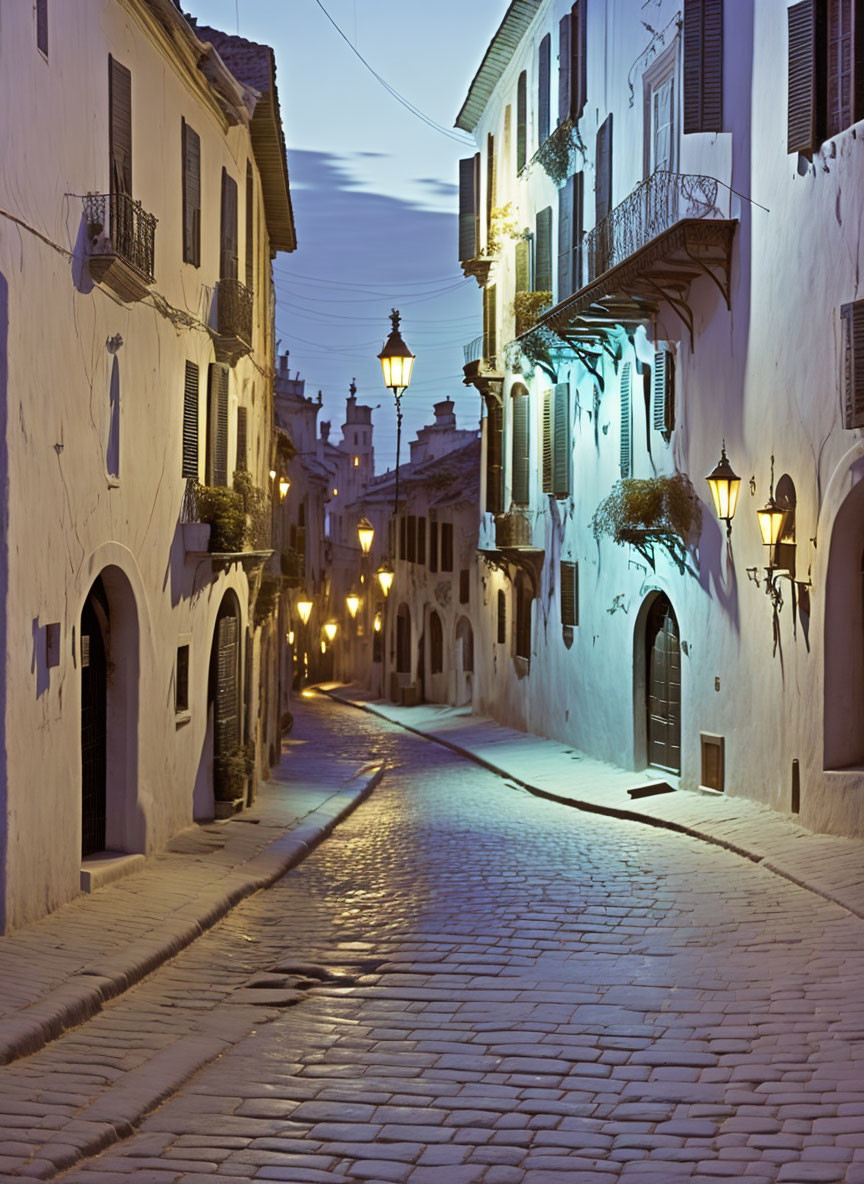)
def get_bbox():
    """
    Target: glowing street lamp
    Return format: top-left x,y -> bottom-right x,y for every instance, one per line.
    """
357,516 -> 375,554
346,594 -> 361,618
374,612 -> 383,633
296,599 -> 313,626
376,562 -> 394,596
756,456 -> 788,567
378,309 -> 415,517
279,476 -> 290,499
323,621 -> 338,643
706,443 -> 741,539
